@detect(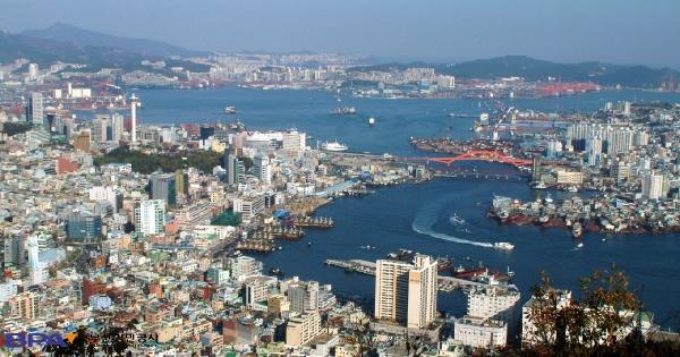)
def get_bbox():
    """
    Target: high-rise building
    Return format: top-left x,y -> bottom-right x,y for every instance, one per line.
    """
3,236 -> 25,267
282,130 -> 306,154
73,130 -> 92,152
288,280 -> 320,314
642,171 -> 664,200
130,94 -> 139,143
27,235 -> 46,285
26,92 -> 44,126
612,161 -> 631,182
150,173 -> 177,206
531,156 -> 543,183
111,113 -> 124,142
67,211 -> 103,241
585,136 -> 603,167
374,254 -> 437,329
27,63 -> 39,80
175,169 -> 188,197
225,148 -> 246,186
93,115 -> 111,144
134,200 -> 166,235
253,154 -> 272,185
